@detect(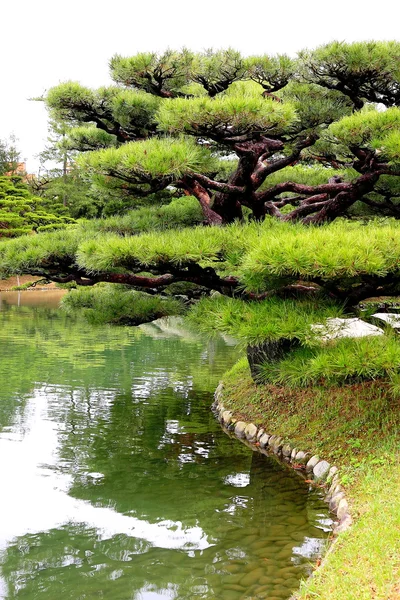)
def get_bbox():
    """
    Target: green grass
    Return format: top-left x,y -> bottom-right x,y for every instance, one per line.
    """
299,465 -> 400,599
220,360 -> 400,600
